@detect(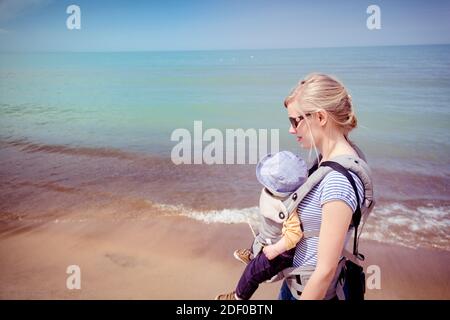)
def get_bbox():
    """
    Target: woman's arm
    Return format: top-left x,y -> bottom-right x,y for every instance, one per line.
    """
299,200 -> 353,300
